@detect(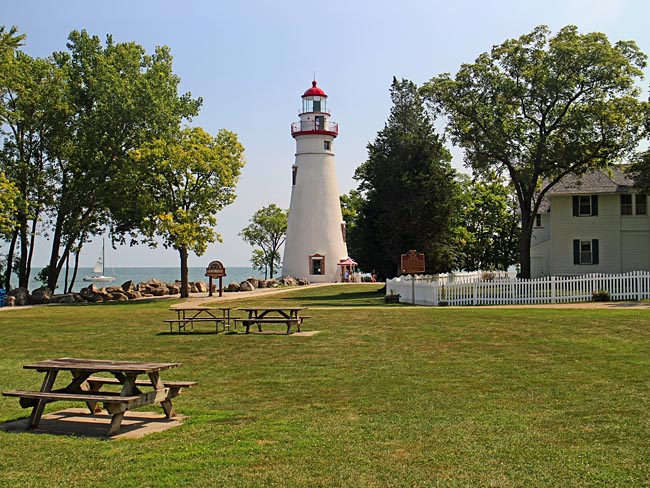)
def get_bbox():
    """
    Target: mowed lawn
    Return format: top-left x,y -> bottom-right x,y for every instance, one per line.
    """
0,284 -> 649,487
